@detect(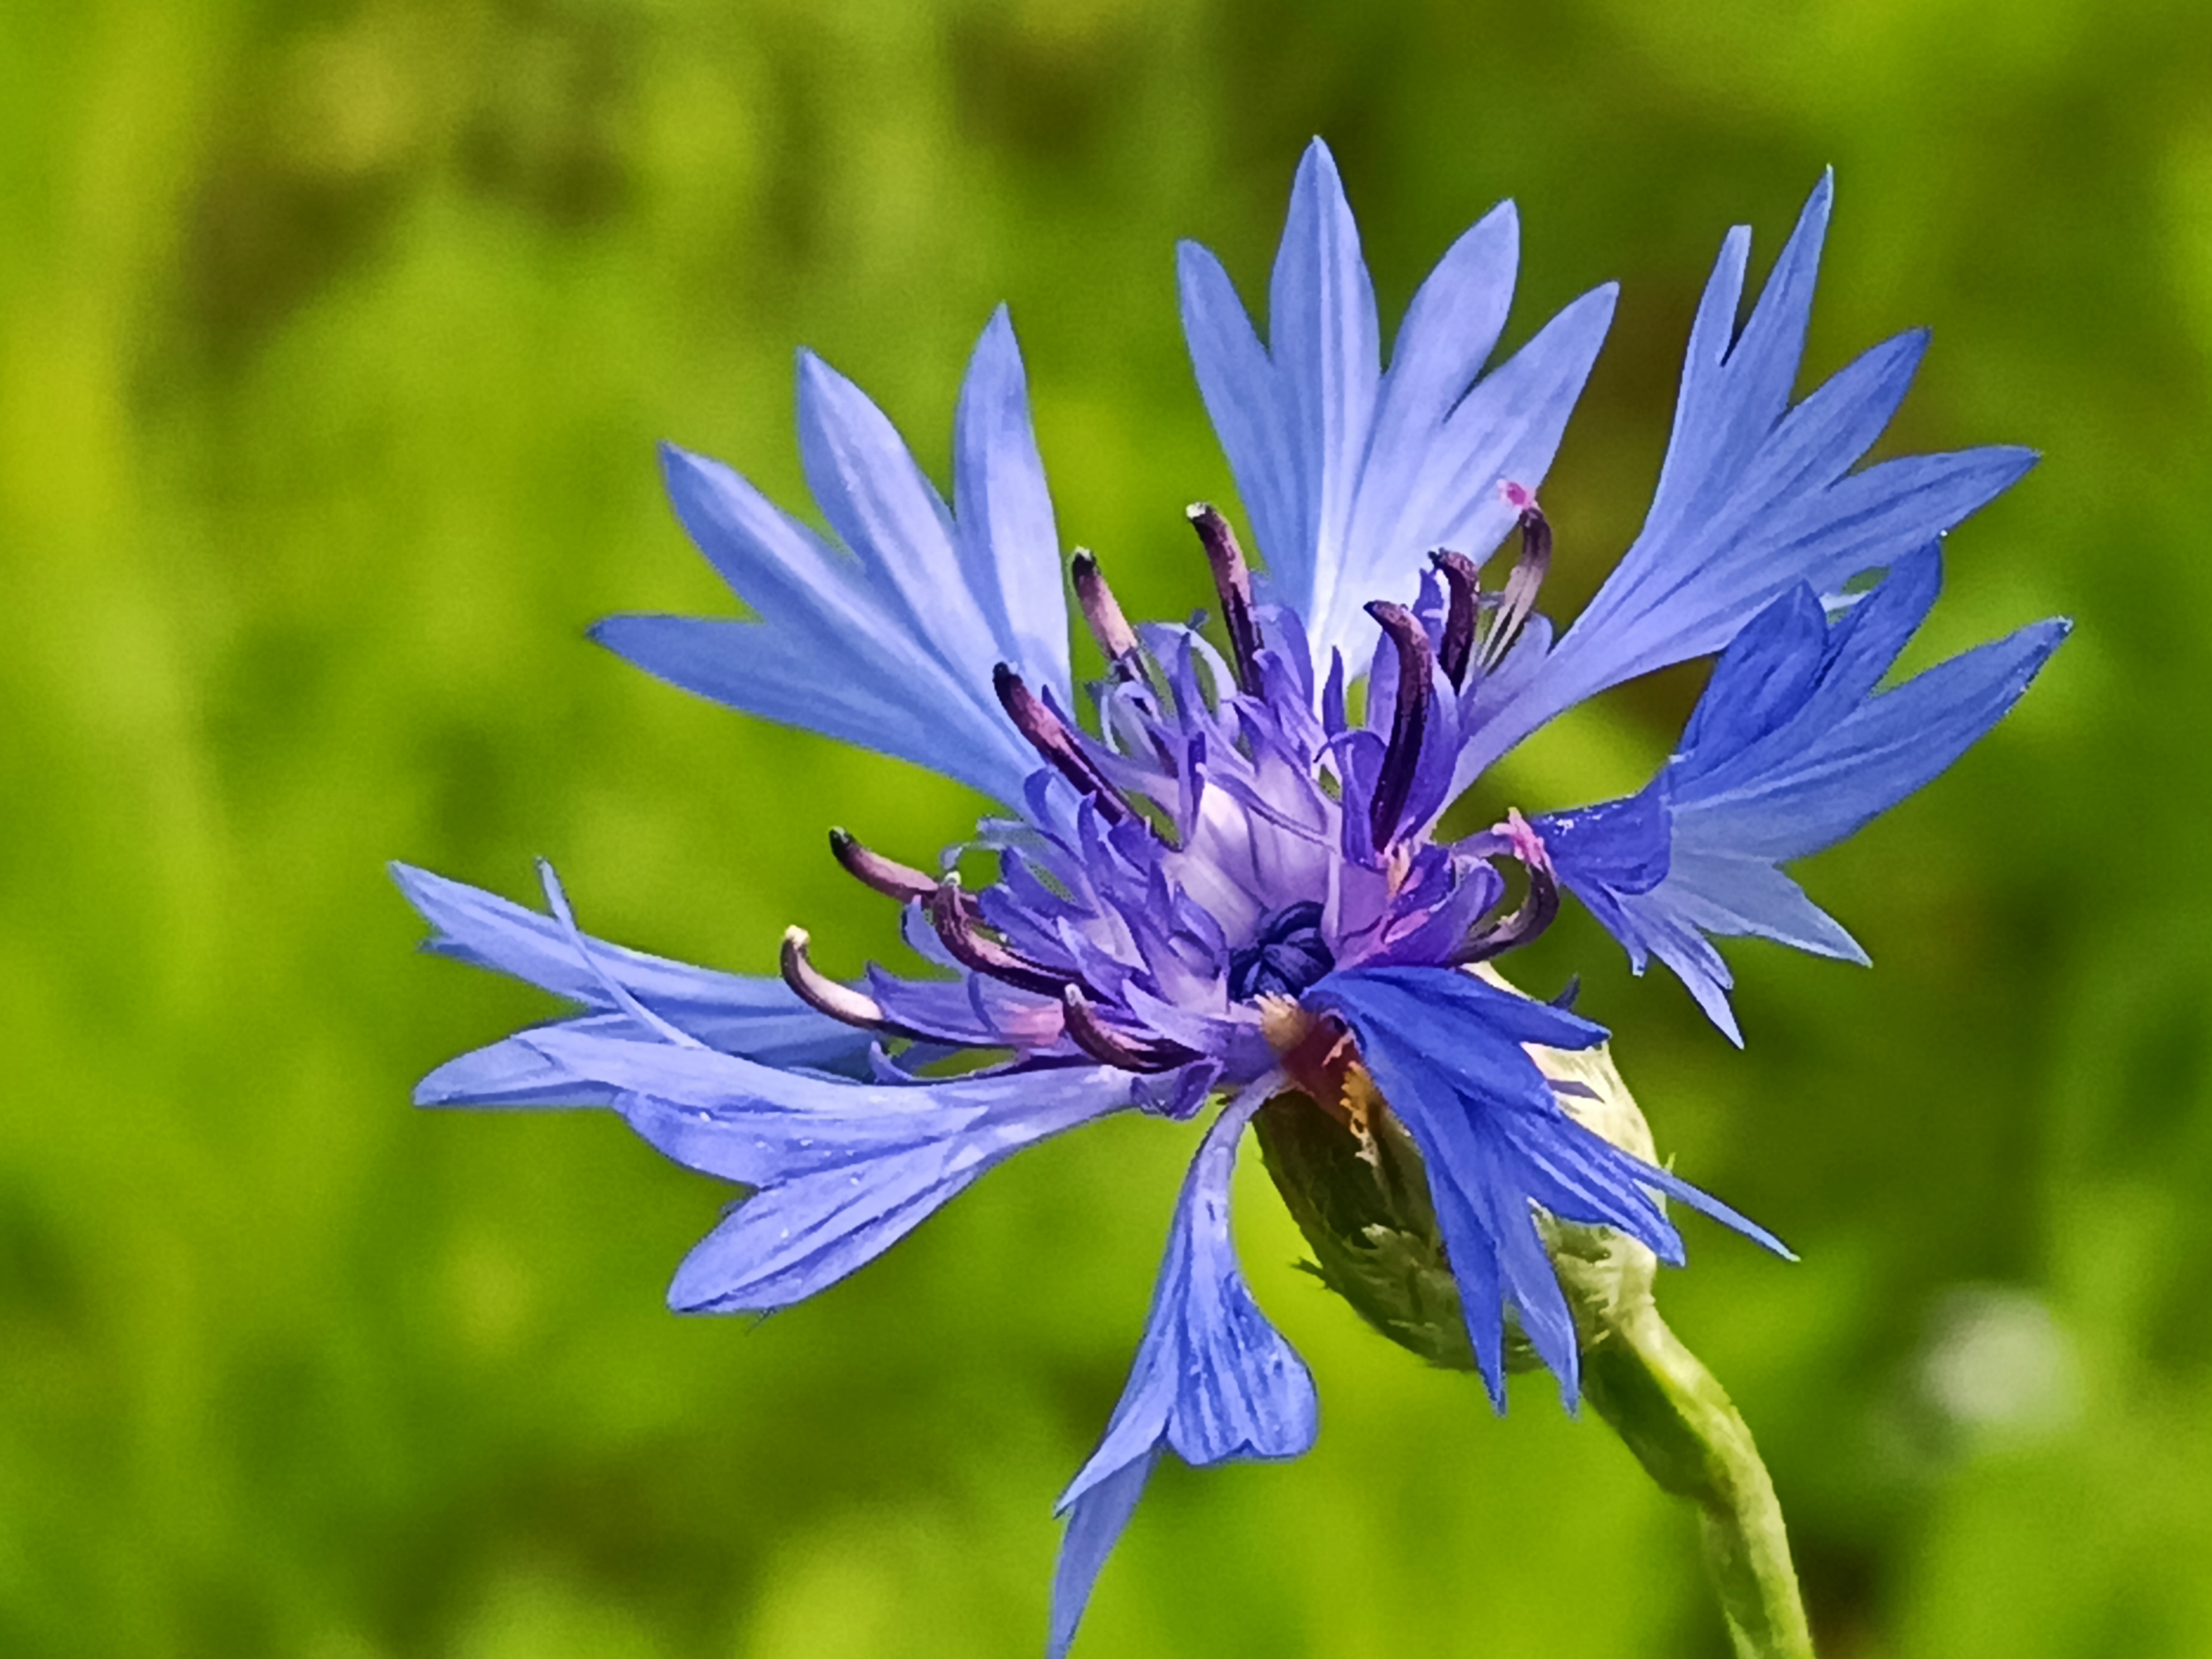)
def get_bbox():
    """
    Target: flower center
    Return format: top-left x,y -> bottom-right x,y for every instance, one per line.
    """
1229,900 -> 1335,1001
